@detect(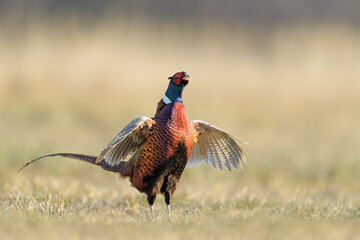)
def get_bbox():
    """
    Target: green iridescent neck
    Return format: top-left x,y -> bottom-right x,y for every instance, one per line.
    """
164,82 -> 184,103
